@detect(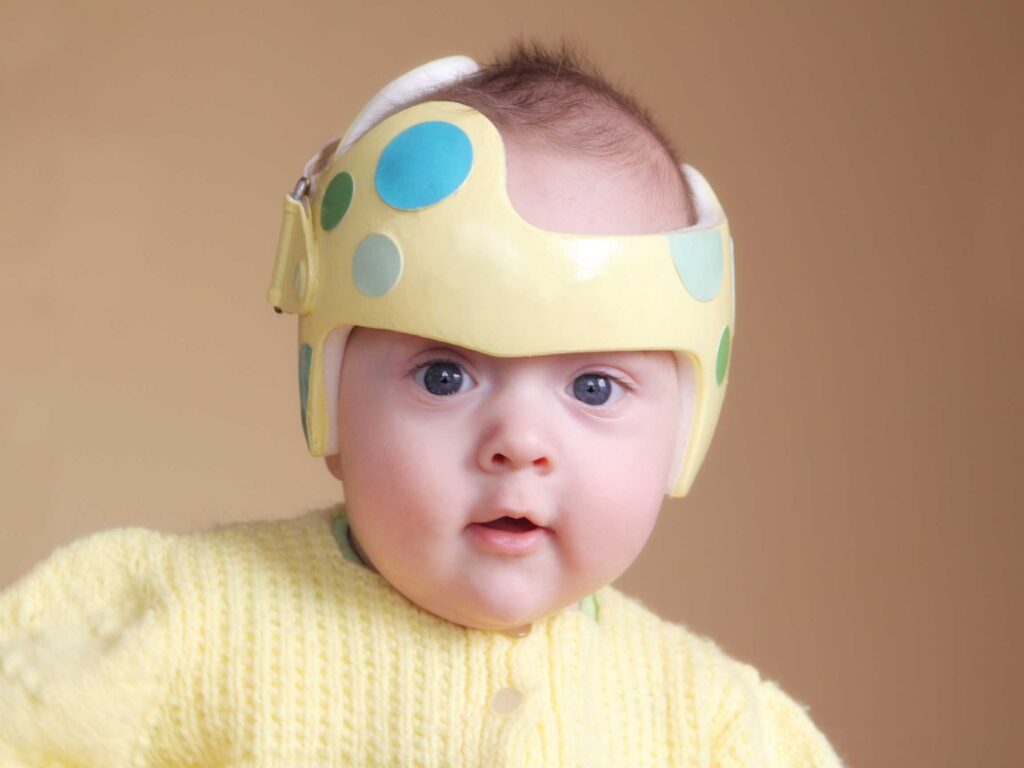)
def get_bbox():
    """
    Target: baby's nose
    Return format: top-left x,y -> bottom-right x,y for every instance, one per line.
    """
480,441 -> 552,473
477,418 -> 556,475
